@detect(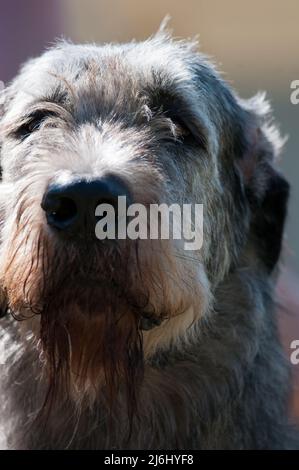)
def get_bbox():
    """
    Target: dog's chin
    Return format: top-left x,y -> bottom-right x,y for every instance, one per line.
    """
28,279 -> 145,413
